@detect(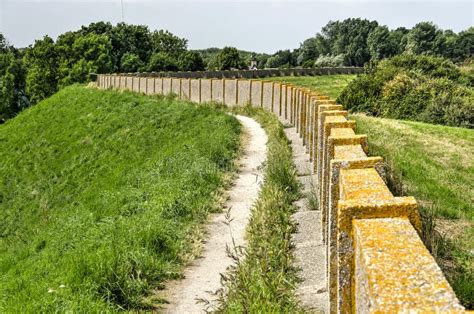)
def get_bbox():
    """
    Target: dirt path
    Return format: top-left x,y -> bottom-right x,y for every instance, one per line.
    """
161,115 -> 267,313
